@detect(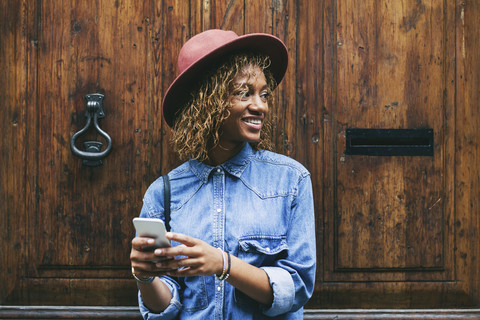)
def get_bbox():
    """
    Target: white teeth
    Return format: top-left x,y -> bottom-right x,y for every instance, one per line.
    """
244,119 -> 261,125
